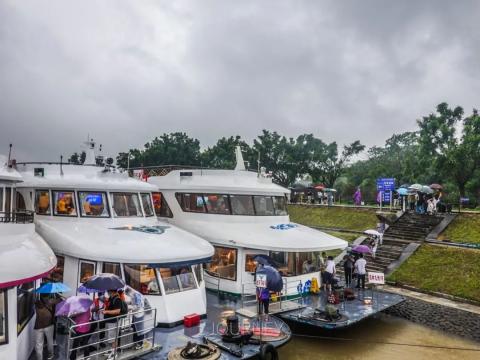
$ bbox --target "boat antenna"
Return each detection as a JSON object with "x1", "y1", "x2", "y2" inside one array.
[
  {"x1": 7, "y1": 143, "x2": 12, "y2": 168},
  {"x1": 234, "y1": 145, "x2": 246, "y2": 171},
  {"x1": 60, "y1": 155, "x2": 64, "y2": 176}
]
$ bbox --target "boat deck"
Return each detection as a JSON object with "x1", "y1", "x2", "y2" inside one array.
[
  {"x1": 141, "y1": 291, "x2": 292, "y2": 359},
  {"x1": 279, "y1": 289, "x2": 405, "y2": 332}
]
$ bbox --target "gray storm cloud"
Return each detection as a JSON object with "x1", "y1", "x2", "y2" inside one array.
[{"x1": 1, "y1": 0, "x2": 479, "y2": 161}]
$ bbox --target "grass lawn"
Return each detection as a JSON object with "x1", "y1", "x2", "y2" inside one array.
[
  {"x1": 439, "y1": 214, "x2": 480, "y2": 244},
  {"x1": 324, "y1": 230, "x2": 360, "y2": 244},
  {"x1": 288, "y1": 205, "x2": 378, "y2": 231},
  {"x1": 388, "y1": 244, "x2": 480, "y2": 302}
]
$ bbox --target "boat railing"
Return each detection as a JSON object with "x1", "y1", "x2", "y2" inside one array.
[
  {"x1": 204, "y1": 273, "x2": 221, "y2": 294},
  {"x1": 0, "y1": 210, "x2": 34, "y2": 224},
  {"x1": 62, "y1": 308, "x2": 159, "y2": 360},
  {"x1": 241, "y1": 277, "x2": 303, "y2": 311}
]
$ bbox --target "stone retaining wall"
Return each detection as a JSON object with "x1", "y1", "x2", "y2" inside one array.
[{"x1": 384, "y1": 297, "x2": 480, "y2": 342}]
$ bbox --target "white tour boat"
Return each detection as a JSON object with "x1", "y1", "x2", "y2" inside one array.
[
  {"x1": 146, "y1": 148, "x2": 348, "y2": 297},
  {"x1": 0, "y1": 155, "x2": 57, "y2": 360},
  {"x1": 14, "y1": 142, "x2": 214, "y2": 326}
]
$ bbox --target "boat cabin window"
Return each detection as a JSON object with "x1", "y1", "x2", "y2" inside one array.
[
  {"x1": 159, "y1": 267, "x2": 197, "y2": 294},
  {"x1": 53, "y1": 191, "x2": 77, "y2": 217},
  {"x1": 35, "y1": 190, "x2": 51, "y2": 215},
  {"x1": 103, "y1": 262, "x2": 122, "y2": 278},
  {"x1": 79, "y1": 261, "x2": 96, "y2": 283},
  {"x1": 230, "y1": 195, "x2": 255, "y2": 215},
  {"x1": 152, "y1": 192, "x2": 173, "y2": 218},
  {"x1": 269, "y1": 251, "x2": 318, "y2": 276},
  {"x1": 0, "y1": 290, "x2": 7, "y2": 345},
  {"x1": 78, "y1": 192, "x2": 110, "y2": 217},
  {"x1": 204, "y1": 194, "x2": 231, "y2": 215},
  {"x1": 43, "y1": 255, "x2": 65, "y2": 283},
  {"x1": 123, "y1": 264, "x2": 161, "y2": 295},
  {"x1": 176, "y1": 193, "x2": 206, "y2": 213},
  {"x1": 0, "y1": 188, "x2": 3, "y2": 212},
  {"x1": 111, "y1": 193, "x2": 143, "y2": 217},
  {"x1": 273, "y1": 196, "x2": 288, "y2": 215},
  {"x1": 17, "y1": 281, "x2": 35, "y2": 334},
  {"x1": 245, "y1": 254, "x2": 257, "y2": 273},
  {"x1": 140, "y1": 193, "x2": 154, "y2": 217},
  {"x1": 253, "y1": 196, "x2": 275, "y2": 216},
  {"x1": 206, "y1": 246, "x2": 237, "y2": 281}
]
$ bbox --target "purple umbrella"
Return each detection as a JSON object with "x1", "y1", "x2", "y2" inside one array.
[
  {"x1": 55, "y1": 295, "x2": 93, "y2": 317},
  {"x1": 352, "y1": 245, "x2": 372, "y2": 254}
]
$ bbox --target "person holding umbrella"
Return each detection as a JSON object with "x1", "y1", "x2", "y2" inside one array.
[{"x1": 34, "y1": 292, "x2": 61, "y2": 360}]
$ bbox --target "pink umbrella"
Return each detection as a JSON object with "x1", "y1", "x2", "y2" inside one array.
[{"x1": 352, "y1": 245, "x2": 372, "y2": 254}]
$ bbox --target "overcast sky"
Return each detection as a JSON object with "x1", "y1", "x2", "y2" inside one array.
[{"x1": 1, "y1": 0, "x2": 479, "y2": 161}]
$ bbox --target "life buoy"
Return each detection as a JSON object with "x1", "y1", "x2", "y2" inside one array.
[{"x1": 259, "y1": 343, "x2": 279, "y2": 360}]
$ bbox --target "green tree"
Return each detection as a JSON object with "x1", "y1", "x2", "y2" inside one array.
[
  {"x1": 68, "y1": 151, "x2": 86, "y2": 165},
  {"x1": 201, "y1": 136, "x2": 255, "y2": 169}
]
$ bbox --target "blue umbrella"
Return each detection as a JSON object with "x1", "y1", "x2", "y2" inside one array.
[
  {"x1": 82, "y1": 273, "x2": 125, "y2": 291},
  {"x1": 35, "y1": 282, "x2": 71, "y2": 294},
  {"x1": 77, "y1": 285, "x2": 98, "y2": 294},
  {"x1": 396, "y1": 188, "x2": 409, "y2": 196},
  {"x1": 256, "y1": 265, "x2": 283, "y2": 292}
]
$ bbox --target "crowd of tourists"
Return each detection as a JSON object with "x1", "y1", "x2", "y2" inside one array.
[{"x1": 33, "y1": 280, "x2": 151, "y2": 360}]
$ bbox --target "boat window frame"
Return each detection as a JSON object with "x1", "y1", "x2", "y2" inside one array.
[
  {"x1": 77, "y1": 191, "x2": 111, "y2": 218},
  {"x1": 110, "y1": 192, "x2": 144, "y2": 218},
  {"x1": 52, "y1": 190, "x2": 78, "y2": 217},
  {"x1": 175, "y1": 193, "x2": 207, "y2": 213},
  {"x1": 17, "y1": 281, "x2": 35, "y2": 335},
  {"x1": 273, "y1": 195, "x2": 289, "y2": 216},
  {"x1": 0, "y1": 290, "x2": 8, "y2": 346},
  {"x1": 140, "y1": 193, "x2": 155, "y2": 217},
  {"x1": 152, "y1": 192, "x2": 173, "y2": 218},
  {"x1": 203, "y1": 193, "x2": 232, "y2": 215},
  {"x1": 123, "y1": 264, "x2": 163, "y2": 296},
  {"x1": 252, "y1": 195, "x2": 275, "y2": 216},
  {"x1": 205, "y1": 246, "x2": 238, "y2": 282},
  {"x1": 78, "y1": 259, "x2": 97, "y2": 286},
  {"x1": 34, "y1": 189, "x2": 52, "y2": 215}
]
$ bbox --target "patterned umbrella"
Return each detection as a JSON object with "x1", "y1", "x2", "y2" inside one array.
[{"x1": 409, "y1": 183, "x2": 422, "y2": 191}]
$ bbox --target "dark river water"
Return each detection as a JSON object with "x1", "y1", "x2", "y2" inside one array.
[{"x1": 278, "y1": 314, "x2": 480, "y2": 360}]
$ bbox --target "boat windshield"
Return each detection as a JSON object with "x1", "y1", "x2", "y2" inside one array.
[
  {"x1": 111, "y1": 193, "x2": 143, "y2": 217},
  {"x1": 124, "y1": 264, "x2": 161, "y2": 295},
  {"x1": 140, "y1": 193, "x2": 154, "y2": 217}
]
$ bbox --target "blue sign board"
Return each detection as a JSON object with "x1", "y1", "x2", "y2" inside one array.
[
  {"x1": 377, "y1": 178, "x2": 396, "y2": 191},
  {"x1": 382, "y1": 191, "x2": 391, "y2": 204}
]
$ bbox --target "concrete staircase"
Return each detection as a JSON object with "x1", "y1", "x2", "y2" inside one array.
[{"x1": 336, "y1": 212, "x2": 445, "y2": 278}]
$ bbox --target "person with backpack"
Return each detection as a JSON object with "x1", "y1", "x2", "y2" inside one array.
[
  {"x1": 34, "y1": 293, "x2": 60, "y2": 360},
  {"x1": 102, "y1": 289, "x2": 128, "y2": 358}
]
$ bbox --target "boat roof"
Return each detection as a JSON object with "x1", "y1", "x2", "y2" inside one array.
[
  {"x1": 0, "y1": 224, "x2": 56, "y2": 288},
  {"x1": 0, "y1": 155, "x2": 23, "y2": 182},
  {"x1": 16, "y1": 163, "x2": 156, "y2": 192},
  {"x1": 35, "y1": 217, "x2": 214, "y2": 265},
  {"x1": 174, "y1": 217, "x2": 348, "y2": 252},
  {"x1": 148, "y1": 169, "x2": 289, "y2": 195}
]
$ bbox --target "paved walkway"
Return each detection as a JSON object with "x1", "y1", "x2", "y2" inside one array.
[{"x1": 383, "y1": 285, "x2": 480, "y2": 315}]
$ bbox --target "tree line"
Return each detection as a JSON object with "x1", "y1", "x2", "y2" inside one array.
[{"x1": 68, "y1": 103, "x2": 480, "y2": 206}]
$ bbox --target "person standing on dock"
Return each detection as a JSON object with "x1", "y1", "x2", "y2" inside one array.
[
  {"x1": 343, "y1": 255, "x2": 354, "y2": 287},
  {"x1": 324, "y1": 256, "x2": 336, "y2": 292},
  {"x1": 355, "y1": 254, "x2": 367, "y2": 289}
]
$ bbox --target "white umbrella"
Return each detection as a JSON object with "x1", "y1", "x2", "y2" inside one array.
[{"x1": 364, "y1": 229, "x2": 381, "y2": 237}]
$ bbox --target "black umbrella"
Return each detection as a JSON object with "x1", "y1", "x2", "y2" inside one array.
[
  {"x1": 83, "y1": 273, "x2": 125, "y2": 291},
  {"x1": 256, "y1": 265, "x2": 283, "y2": 292},
  {"x1": 253, "y1": 254, "x2": 279, "y2": 268}
]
